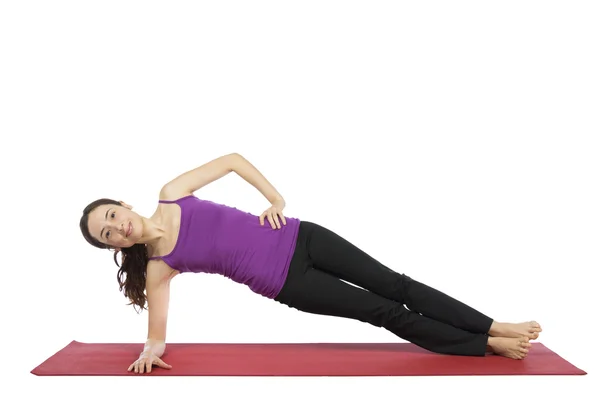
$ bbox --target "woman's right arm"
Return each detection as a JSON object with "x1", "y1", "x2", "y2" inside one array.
[
  {"x1": 128, "y1": 260, "x2": 174, "y2": 373},
  {"x1": 144, "y1": 260, "x2": 173, "y2": 355}
]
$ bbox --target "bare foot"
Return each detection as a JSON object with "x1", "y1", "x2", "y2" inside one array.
[
  {"x1": 487, "y1": 336, "x2": 531, "y2": 360},
  {"x1": 488, "y1": 320, "x2": 542, "y2": 340}
]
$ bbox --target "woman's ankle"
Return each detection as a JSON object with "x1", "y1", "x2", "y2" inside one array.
[{"x1": 488, "y1": 320, "x2": 503, "y2": 336}]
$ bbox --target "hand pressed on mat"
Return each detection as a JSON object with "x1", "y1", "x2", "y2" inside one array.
[{"x1": 127, "y1": 351, "x2": 172, "y2": 374}]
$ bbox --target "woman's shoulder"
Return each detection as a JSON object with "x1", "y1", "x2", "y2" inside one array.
[
  {"x1": 147, "y1": 188, "x2": 193, "y2": 222},
  {"x1": 158, "y1": 185, "x2": 194, "y2": 203},
  {"x1": 146, "y1": 257, "x2": 179, "y2": 283}
]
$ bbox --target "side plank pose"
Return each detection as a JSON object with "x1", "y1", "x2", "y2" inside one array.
[{"x1": 80, "y1": 153, "x2": 542, "y2": 374}]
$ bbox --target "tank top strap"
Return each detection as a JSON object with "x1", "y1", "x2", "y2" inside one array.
[
  {"x1": 149, "y1": 195, "x2": 193, "y2": 261},
  {"x1": 158, "y1": 194, "x2": 194, "y2": 204}
]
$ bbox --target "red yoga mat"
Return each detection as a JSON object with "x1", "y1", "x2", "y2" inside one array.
[{"x1": 31, "y1": 340, "x2": 586, "y2": 376}]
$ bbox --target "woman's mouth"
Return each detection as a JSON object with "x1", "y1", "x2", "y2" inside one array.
[{"x1": 127, "y1": 222, "x2": 132, "y2": 237}]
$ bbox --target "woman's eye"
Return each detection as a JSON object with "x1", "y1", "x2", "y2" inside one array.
[
  {"x1": 106, "y1": 231, "x2": 111, "y2": 238},
  {"x1": 111, "y1": 212, "x2": 115, "y2": 218}
]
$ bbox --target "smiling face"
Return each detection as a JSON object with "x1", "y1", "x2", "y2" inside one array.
[{"x1": 87, "y1": 202, "x2": 143, "y2": 249}]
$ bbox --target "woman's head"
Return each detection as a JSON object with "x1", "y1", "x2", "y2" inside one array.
[
  {"x1": 80, "y1": 198, "x2": 149, "y2": 313},
  {"x1": 81, "y1": 198, "x2": 144, "y2": 251}
]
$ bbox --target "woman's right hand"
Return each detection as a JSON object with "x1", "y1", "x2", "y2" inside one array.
[{"x1": 127, "y1": 351, "x2": 172, "y2": 374}]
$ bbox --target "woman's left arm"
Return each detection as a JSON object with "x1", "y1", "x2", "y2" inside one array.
[
  {"x1": 231, "y1": 153, "x2": 286, "y2": 207},
  {"x1": 162, "y1": 152, "x2": 285, "y2": 207}
]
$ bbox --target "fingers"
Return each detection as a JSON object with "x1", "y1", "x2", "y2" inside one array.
[
  {"x1": 259, "y1": 209, "x2": 287, "y2": 229},
  {"x1": 128, "y1": 357, "x2": 146, "y2": 373},
  {"x1": 128, "y1": 361, "x2": 141, "y2": 374},
  {"x1": 128, "y1": 357, "x2": 173, "y2": 374},
  {"x1": 128, "y1": 360, "x2": 151, "y2": 374},
  {"x1": 268, "y1": 213, "x2": 278, "y2": 229},
  {"x1": 135, "y1": 361, "x2": 149, "y2": 374},
  {"x1": 158, "y1": 359, "x2": 172, "y2": 369},
  {"x1": 274, "y1": 212, "x2": 287, "y2": 228},
  {"x1": 259, "y1": 211, "x2": 278, "y2": 229}
]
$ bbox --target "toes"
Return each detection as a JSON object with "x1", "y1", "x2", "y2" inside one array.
[
  {"x1": 519, "y1": 338, "x2": 532, "y2": 352},
  {"x1": 518, "y1": 347, "x2": 529, "y2": 358}
]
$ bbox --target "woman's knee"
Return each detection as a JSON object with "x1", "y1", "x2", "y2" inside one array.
[
  {"x1": 390, "y1": 272, "x2": 414, "y2": 302},
  {"x1": 359, "y1": 300, "x2": 409, "y2": 328}
]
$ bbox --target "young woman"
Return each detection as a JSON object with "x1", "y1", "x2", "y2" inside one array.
[{"x1": 80, "y1": 153, "x2": 541, "y2": 374}]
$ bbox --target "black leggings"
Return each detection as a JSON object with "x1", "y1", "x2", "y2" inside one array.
[{"x1": 274, "y1": 221, "x2": 494, "y2": 356}]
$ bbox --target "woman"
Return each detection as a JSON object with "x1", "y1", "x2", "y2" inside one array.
[{"x1": 80, "y1": 152, "x2": 541, "y2": 374}]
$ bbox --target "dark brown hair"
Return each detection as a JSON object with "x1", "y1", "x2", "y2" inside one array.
[{"x1": 79, "y1": 198, "x2": 148, "y2": 313}]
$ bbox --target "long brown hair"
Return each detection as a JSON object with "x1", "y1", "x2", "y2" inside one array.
[{"x1": 79, "y1": 198, "x2": 148, "y2": 313}]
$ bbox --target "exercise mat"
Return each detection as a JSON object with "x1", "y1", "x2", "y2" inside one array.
[{"x1": 31, "y1": 340, "x2": 586, "y2": 376}]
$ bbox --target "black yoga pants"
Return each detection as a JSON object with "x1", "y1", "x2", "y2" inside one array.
[{"x1": 274, "y1": 221, "x2": 494, "y2": 356}]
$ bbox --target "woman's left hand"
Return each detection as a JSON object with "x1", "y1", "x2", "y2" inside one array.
[{"x1": 259, "y1": 199, "x2": 287, "y2": 229}]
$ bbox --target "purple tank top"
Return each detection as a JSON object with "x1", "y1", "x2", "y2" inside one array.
[{"x1": 149, "y1": 195, "x2": 300, "y2": 299}]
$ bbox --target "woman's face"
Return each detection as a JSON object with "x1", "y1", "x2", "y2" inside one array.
[{"x1": 87, "y1": 202, "x2": 142, "y2": 248}]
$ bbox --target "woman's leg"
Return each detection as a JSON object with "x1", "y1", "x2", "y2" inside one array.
[
  {"x1": 276, "y1": 220, "x2": 492, "y2": 356},
  {"x1": 275, "y1": 263, "x2": 490, "y2": 356},
  {"x1": 298, "y1": 221, "x2": 494, "y2": 335}
]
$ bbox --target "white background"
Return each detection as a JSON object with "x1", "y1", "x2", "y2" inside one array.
[{"x1": 2, "y1": 1, "x2": 598, "y2": 411}]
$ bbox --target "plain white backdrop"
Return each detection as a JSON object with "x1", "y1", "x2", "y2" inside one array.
[{"x1": 1, "y1": 1, "x2": 598, "y2": 411}]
